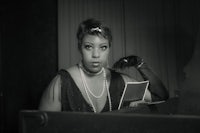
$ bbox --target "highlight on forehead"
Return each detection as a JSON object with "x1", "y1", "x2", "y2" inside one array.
[{"x1": 82, "y1": 34, "x2": 109, "y2": 45}]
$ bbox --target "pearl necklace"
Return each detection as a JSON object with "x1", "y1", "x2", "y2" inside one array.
[
  {"x1": 80, "y1": 66, "x2": 105, "y2": 98},
  {"x1": 78, "y1": 65, "x2": 112, "y2": 113}
]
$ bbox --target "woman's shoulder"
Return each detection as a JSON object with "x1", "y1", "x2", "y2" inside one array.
[
  {"x1": 66, "y1": 65, "x2": 78, "y2": 72},
  {"x1": 58, "y1": 65, "x2": 78, "y2": 78},
  {"x1": 109, "y1": 69, "x2": 137, "y2": 82},
  {"x1": 61, "y1": 65, "x2": 83, "y2": 87},
  {"x1": 66, "y1": 65, "x2": 80, "y2": 78}
]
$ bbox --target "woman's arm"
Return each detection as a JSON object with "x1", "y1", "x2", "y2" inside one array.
[
  {"x1": 113, "y1": 55, "x2": 169, "y2": 102},
  {"x1": 38, "y1": 75, "x2": 62, "y2": 111},
  {"x1": 137, "y1": 63, "x2": 169, "y2": 101}
]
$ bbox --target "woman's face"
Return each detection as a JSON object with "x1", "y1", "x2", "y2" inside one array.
[{"x1": 80, "y1": 34, "x2": 110, "y2": 73}]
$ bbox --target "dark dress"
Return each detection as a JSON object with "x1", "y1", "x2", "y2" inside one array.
[{"x1": 58, "y1": 69, "x2": 125, "y2": 112}]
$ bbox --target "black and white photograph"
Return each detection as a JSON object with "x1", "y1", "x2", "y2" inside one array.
[{"x1": 1, "y1": 0, "x2": 200, "y2": 133}]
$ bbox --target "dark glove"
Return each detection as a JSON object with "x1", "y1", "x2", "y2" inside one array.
[
  {"x1": 112, "y1": 55, "x2": 169, "y2": 102},
  {"x1": 112, "y1": 55, "x2": 144, "y2": 69}
]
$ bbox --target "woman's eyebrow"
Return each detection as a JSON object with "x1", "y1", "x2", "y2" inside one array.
[
  {"x1": 100, "y1": 43, "x2": 108, "y2": 45},
  {"x1": 83, "y1": 42, "x2": 94, "y2": 45},
  {"x1": 83, "y1": 42, "x2": 108, "y2": 46}
]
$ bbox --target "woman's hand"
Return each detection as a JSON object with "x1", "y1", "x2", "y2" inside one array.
[
  {"x1": 112, "y1": 55, "x2": 144, "y2": 69},
  {"x1": 113, "y1": 55, "x2": 169, "y2": 102}
]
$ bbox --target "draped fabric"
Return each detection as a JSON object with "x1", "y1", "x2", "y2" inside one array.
[{"x1": 58, "y1": 0, "x2": 200, "y2": 97}]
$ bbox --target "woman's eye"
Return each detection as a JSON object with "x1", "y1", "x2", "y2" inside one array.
[
  {"x1": 84, "y1": 45, "x2": 92, "y2": 50},
  {"x1": 101, "y1": 46, "x2": 108, "y2": 51}
]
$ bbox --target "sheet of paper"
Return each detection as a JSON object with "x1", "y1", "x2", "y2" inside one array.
[{"x1": 118, "y1": 81, "x2": 149, "y2": 109}]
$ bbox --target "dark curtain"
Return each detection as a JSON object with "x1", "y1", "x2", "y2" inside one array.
[{"x1": 1, "y1": 1, "x2": 58, "y2": 133}]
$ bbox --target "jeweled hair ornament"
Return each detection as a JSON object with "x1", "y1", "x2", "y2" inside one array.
[{"x1": 90, "y1": 27, "x2": 102, "y2": 32}]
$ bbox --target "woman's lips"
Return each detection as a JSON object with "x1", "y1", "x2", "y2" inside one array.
[{"x1": 91, "y1": 62, "x2": 100, "y2": 67}]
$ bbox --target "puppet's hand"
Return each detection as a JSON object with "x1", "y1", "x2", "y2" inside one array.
[{"x1": 112, "y1": 55, "x2": 144, "y2": 69}]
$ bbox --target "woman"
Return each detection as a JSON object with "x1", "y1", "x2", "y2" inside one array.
[{"x1": 39, "y1": 18, "x2": 169, "y2": 113}]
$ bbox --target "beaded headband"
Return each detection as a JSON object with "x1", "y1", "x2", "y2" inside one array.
[{"x1": 90, "y1": 27, "x2": 102, "y2": 33}]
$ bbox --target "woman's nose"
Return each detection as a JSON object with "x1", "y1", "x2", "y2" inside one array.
[{"x1": 92, "y1": 48, "x2": 100, "y2": 58}]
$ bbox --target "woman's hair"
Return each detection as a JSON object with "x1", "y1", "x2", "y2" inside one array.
[{"x1": 76, "y1": 18, "x2": 112, "y2": 50}]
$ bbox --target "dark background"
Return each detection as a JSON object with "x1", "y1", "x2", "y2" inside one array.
[{"x1": 0, "y1": 1, "x2": 57, "y2": 133}]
